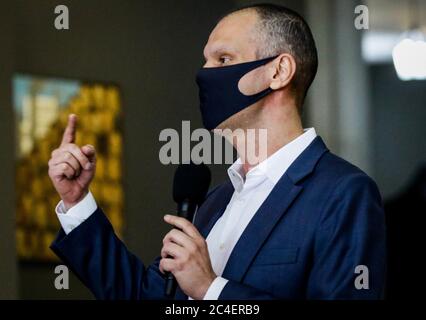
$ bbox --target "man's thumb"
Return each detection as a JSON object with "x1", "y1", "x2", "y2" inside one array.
[{"x1": 81, "y1": 145, "x2": 96, "y2": 160}]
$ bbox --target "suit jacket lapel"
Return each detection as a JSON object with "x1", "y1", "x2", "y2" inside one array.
[{"x1": 222, "y1": 136, "x2": 329, "y2": 282}]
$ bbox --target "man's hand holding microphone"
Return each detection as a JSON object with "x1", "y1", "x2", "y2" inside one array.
[{"x1": 48, "y1": 114, "x2": 217, "y2": 300}]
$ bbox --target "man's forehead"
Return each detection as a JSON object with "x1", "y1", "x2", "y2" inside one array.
[
  {"x1": 204, "y1": 10, "x2": 259, "y2": 55},
  {"x1": 213, "y1": 10, "x2": 258, "y2": 37}
]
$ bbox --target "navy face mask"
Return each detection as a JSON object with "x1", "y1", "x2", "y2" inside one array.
[{"x1": 196, "y1": 56, "x2": 277, "y2": 130}]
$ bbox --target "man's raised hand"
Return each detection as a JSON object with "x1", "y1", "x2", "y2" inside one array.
[{"x1": 48, "y1": 114, "x2": 96, "y2": 210}]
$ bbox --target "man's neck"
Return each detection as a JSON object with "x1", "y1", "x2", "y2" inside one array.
[
  {"x1": 235, "y1": 108, "x2": 304, "y2": 175},
  {"x1": 241, "y1": 125, "x2": 303, "y2": 174}
]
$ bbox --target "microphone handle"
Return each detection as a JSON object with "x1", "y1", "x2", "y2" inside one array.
[{"x1": 164, "y1": 200, "x2": 197, "y2": 298}]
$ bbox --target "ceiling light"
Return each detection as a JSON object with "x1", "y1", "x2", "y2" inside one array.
[{"x1": 392, "y1": 30, "x2": 426, "y2": 81}]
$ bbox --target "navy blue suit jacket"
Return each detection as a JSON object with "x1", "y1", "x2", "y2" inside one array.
[{"x1": 51, "y1": 137, "x2": 386, "y2": 299}]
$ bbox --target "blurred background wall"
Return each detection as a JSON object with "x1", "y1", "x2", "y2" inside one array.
[
  {"x1": 371, "y1": 64, "x2": 426, "y2": 197},
  {"x1": 0, "y1": 0, "x2": 18, "y2": 300},
  {"x1": 0, "y1": 0, "x2": 424, "y2": 299}
]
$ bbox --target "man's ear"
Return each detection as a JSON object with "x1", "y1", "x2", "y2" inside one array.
[{"x1": 270, "y1": 54, "x2": 296, "y2": 90}]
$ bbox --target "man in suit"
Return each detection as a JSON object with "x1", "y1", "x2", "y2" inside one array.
[{"x1": 48, "y1": 4, "x2": 386, "y2": 299}]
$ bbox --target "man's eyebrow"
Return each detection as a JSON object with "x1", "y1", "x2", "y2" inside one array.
[
  {"x1": 204, "y1": 44, "x2": 237, "y2": 60},
  {"x1": 212, "y1": 45, "x2": 236, "y2": 56}
]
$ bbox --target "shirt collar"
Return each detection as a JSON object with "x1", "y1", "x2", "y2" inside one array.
[
  {"x1": 227, "y1": 158, "x2": 245, "y2": 192},
  {"x1": 227, "y1": 128, "x2": 317, "y2": 192}
]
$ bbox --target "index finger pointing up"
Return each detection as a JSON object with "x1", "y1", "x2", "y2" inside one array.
[{"x1": 61, "y1": 114, "x2": 77, "y2": 146}]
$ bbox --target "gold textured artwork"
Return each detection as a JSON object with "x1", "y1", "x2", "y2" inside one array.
[{"x1": 14, "y1": 75, "x2": 124, "y2": 261}]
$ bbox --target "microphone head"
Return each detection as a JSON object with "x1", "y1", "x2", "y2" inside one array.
[{"x1": 173, "y1": 162, "x2": 211, "y2": 205}]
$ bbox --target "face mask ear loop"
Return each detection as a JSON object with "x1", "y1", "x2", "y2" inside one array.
[{"x1": 236, "y1": 55, "x2": 279, "y2": 97}]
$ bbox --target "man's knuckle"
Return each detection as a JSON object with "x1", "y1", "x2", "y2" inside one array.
[{"x1": 170, "y1": 229, "x2": 179, "y2": 238}]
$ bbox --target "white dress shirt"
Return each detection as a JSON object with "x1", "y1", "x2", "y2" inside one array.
[{"x1": 56, "y1": 128, "x2": 317, "y2": 300}]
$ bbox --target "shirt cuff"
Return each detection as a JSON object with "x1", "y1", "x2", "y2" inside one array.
[
  {"x1": 55, "y1": 191, "x2": 97, "y2": 234},
  {"x1": 203, "y1": 277, "x2": 229, "y2": 300}
]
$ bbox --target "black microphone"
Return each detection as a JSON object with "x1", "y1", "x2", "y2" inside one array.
[{"x1": 164, "y1": 162, "x2": 211, "y2": 298}]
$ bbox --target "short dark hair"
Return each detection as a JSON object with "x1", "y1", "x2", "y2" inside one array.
[{"x1": 224, "y1": 3, "x2": 318, "y2": 106}]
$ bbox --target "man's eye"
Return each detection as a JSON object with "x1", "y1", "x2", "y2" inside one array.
[{"x1": 219, "y1": 56, "x2": 231, "y2": 64}]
